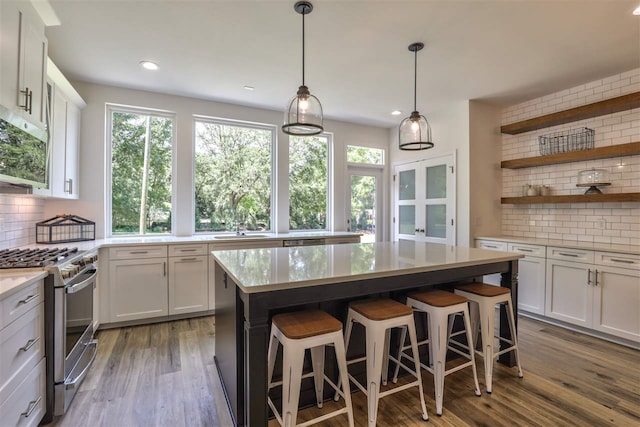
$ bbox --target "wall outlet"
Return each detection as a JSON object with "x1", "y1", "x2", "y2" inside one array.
[{"x1": 596, "y1": 218, "x2": 606, "y2": 230}]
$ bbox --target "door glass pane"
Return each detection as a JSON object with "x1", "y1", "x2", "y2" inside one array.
[
  {"x1": 426, "y1": 204, "x2": 446, "y2": 238},
  {"x1": 350, "y1": 175, "x2": 376, "y2": 243},
  {"x1": 426, "y1": 165, "x2": 446, "y2": 199},
  {"x1": 399, "y1": 169, "x2": 415, "y2": 200},
  {"x1": 399, "y1": 206, "x2": 415, "y2": 235}
]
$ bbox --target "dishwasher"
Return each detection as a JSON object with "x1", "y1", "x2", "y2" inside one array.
[{"x1": 283, "y1": 238, "x2": 325, "y2": 247}]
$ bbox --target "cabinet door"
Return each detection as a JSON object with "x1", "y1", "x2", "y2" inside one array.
[
  {"x1": 50, "y1": 85, "x2": 67, "y2": 197},
  {"x1": 518, "y1": 256, "x2": 546, "y2": 315},
  {"x1": 168, "y1": 255, "x2": 208, "y2": 315},
  {"x1": 64, "y1": 101, "x2": 80, "y2": 198},
  {"x1": 592, "y1": 266, "x2": 640, "y2": 342},
  {"x1": 109, "y1": 258, "x2": 168, "y2": 322},
  {"x1": 18, "y1": 9, "x2": 47, "y2": 127},
  {"x1": 545, "y1": 259, "x2": 592, "y2": 327},
  {"x1": 0, "y1": 2, "x2": 21, "y2": 112},
  {"x1": 476, "y1": 240, "x2": 508, "y2": 286}
]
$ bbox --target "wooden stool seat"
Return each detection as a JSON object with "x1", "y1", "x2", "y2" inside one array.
[
  {"x1": 272, "y1": 310, "x2": 342, "y2": 339},
  {"x1": 349, "y1": 298, "x2": 413, "y2": 321},
  {"x1": 456, "y1": 283, "x2": 511, "y2": 297},
  {"x1": 408, "y1": 290, "x2": 467, "y2": 307}
]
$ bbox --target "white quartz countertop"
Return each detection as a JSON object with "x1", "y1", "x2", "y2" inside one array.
[
  {"x1": 475, "y1": 236, "x2": 640, "y2": 255},
  {"x1": 0, "y1": 270, "x2": 48, "y2": 300},
  {"x1": 211, "y1": 241, "x2": 523, "y2": 293},
  {"x1": 24, "y1": 231, "x2": 360, "y2": 251}
]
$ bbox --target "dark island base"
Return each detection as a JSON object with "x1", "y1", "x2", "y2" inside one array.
[{"x1": 215, "y1": 260, "x2": 519, "y2": 427}]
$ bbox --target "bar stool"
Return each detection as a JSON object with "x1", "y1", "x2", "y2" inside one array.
[
  {"x1": 454, "y1": 283, "x2": 523, "y2": 393},
  {"x1": 267, "y1": 310, "x2": 354, "y2": 427},
  {"x1": 337, "y1": 298, "x2": 429, "y2": 426},
  {"x1": 393, "y1": 290, "x2": 481, "y2": 416}
]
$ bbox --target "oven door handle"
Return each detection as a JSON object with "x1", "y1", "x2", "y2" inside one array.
[
  {"x1": 65, "y1": 340, "x2": 98, "y2": 390},
  {"x1": 66, "y1": 269, "x2": 97, "y2": 294}
]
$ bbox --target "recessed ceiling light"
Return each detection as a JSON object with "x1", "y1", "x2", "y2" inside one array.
[
  {"x1": 634, "y1": 5, "x2": 640, "y2": 15},
  {"x1": 140, "y1": 61, "x2": 159, "y2": 71},
  {"x1": 243, "y1": 85, "x2": 255, "y2": 91},
  {"x1": 391, "y1": 110, "x2": 402, "y2": 116}
]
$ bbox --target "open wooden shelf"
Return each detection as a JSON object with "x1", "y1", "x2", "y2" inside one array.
[
  {"x1": 501, "y1": 193, "x2": 640, "y2": 204},
  {"x1": 500, "y1": 92, "x2": 640, "y2": 135},
  {"x1": 501, "y1": 142, "x2": 640, "y2": 169}
]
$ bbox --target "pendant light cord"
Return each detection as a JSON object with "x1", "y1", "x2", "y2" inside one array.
[
  {"x1": 413, "y1": 48, "x2": 417, "y2": 111},
  {"x1": 301, "y1": 9, "x2": 306, "y2": 86}
]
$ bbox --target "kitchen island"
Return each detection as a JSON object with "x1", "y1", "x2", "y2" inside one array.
[{"x1": 212, "y1": 241, "x2": 523, "y2": 427}]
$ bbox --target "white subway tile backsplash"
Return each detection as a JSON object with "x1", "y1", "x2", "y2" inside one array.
[
  {"x1": 501, "y1": 68, "x2": 640, "y2": 246},
  {"x1": 0, "y1": 196, "x2": 45, "y2": 250}
]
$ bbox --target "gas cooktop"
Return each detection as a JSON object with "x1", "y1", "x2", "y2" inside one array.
[{"x1": 0, "y1": 247, "x2": 79, "y2": 269}]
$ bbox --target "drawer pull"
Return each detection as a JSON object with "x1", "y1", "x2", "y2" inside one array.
[
  {"x1": 21, "y1": 396, "x2": 41, "y2": 418},
  {"x1": 558, "y1": 252, "x2": 579, "y2": 258},
  {"x1": 179, "y1": 249, "x2": 197, "y2": 252},
  {"x1": 517, "y1": 248, "x2": 534, "y2": 253},
  {"x1": 129, "y1": 251, "x2": 149, "y2": 254},
  {"x1": 483, "y1": 245, "x2": 498, "y2": 249},
  {"x1": 19, "y1": 337, "x2": 40, "y2": 352},
  {"x1": 180, "y1": 258, "x2": 198, "y2": 262},
  {"x1": 609, "y1": 258, "x2": 635, "y2": 264},
  {"x1": 17, "y1": 294, "x2": 38, "y2": 305}
]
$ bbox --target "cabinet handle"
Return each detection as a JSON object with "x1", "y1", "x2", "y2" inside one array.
[
  {"x1": 65, "y1": 178, "x2": 73, "y2": 194},
  {"x1": 17, "y1": 294, "x2": 38, "y2": 305},
  {"x1": 558, "y1": 252, "x2": 579, "y2": 258},
  {"x1": 594, "y1": 269, "x2": 599, "y2": 286},
  {"x1": 19, "y1": 337, "x2": 40, "y2": 352},
  {"x1": 28, "y1": 89, "x2": 33, "y2": 114},
  {"x1": 517, "y1": 248, "x2": 534, "y2": 253},
  {"x1": 483, "y1": 245, "x2": 498, "y2": 249},
  {"x1": 19, "y1": 87, "x2": 29, "y2": 111},
  {"x1": 180, "y1": 258, "x2": 198, "y2": 262},
  {"x1": 163, "y1": 261, "x2": 166, "y2": 276},
  {"x1": 129, "y1": 251, "x2": 148, "y2": 254},
  {"x1": 21, "y1": 396, "x2": 41, "y2": 418},
  {"x1": 587, "y1": 269, "x2": 592, "y2": 286},
  {"x1": 609, "y1": 258, "x2": 634, "y2": 264},
  {"x1": 178, "y1": 249, "x2": 197, "y2": 252}
]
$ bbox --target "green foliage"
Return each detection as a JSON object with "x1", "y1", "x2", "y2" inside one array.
[
  {"x1": 111, "y1": 112, "x2": 172, "y2": 234},
  {"x1": 346, "y1": 145, "x2": 384, "y2": 165},
  {"x1": 289, "y1": 136, "x2": 327, "y2": 229},
  {"x1": 194, "y1": 122, "x2": 271, "y2": 232},
  {"x1": 350, "y1": 175, "x2": 376, "y2": 232},
  {"x1": 0, "y1": 118, "x2": 47, "y2": 185}
]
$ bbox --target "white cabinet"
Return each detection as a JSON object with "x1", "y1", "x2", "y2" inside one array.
[
  {"x1": 0, "y1": 1, "x2": 47, "y2": 128},
  {"x1": 592, "y1": 264, "x2": 640, "y2": 342},
  {"x1": 545, "y1": 258, "x2": 592, "y2": 328},
  {"x1": 508, "y1": 243, "x2": 546, "y2": 315},
  {"x1": 47, "y1": 60, "x2": 85, "y2": 199},
  {"x1": 108, "y1": 258, "x2": 168, "y2": 322},
  {"x1": 0, "y1": 278, "x2": 45, "y2": 427},
  {"x1": 475, "y1": 239, "x2": 507, "y2": 286},
  {"x1": 168, "y1": 244, "x2": 208, "y2": 315}
]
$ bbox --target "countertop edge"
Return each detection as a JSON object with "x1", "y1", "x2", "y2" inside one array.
[
  {"x1": 0, "y1": 270, "x2": 48, "y2": 301},
  {"x1": 475, "y1": 236, "x2": 640, "y2": 255}
]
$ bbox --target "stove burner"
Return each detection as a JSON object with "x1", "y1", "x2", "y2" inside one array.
[{"x1": 0, "y1": 247, "x2": 79, "y2": 269}]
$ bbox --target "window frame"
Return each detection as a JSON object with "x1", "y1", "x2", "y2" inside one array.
[
  {"x1": 105, "y1": 103, "x2": 177, "y2": 237},
  {"x1": 191, "y1": 115, "x2": 277, "y2": 234},
  {"x1": 288, "y1": 132, "x2": 333, "y2": 231},
  {"x1": 345, "y1": 144, "x2": 385, "y2": 167}
]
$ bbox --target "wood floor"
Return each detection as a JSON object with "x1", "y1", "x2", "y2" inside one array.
[{"x1": 48, "y1": 316, "x2": 639, "y2": 427}]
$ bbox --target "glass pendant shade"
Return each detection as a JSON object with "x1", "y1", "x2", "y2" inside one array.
[
  {"x1": 399, "y1": 111, "x2": 433, "y2": 150},
  {"x1": 283, "y1": 85, "x2": 323, "y2": 136}
]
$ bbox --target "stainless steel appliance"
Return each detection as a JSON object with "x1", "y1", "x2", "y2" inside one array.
[{"x1": 0, "y1": 247, "x2": 99, "y2": 421}]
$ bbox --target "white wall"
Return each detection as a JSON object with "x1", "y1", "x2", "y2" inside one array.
[
  {"x1": 44, "y1": 81, "x2": 390, "y2": 239},
  {"x1": 388, "y1": 101, "x2": 472, "y2": 246},
  {"x1": 501, "y1": 68, "x2": 640, "y2": 244}
]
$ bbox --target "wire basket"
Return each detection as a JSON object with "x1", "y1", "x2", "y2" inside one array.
[
  {"x1": 538, "y1": 127, "x2": 594, "y2": 156},
  {"x1": 36, "y1": 215, "x2": 95, "y2": 244}
]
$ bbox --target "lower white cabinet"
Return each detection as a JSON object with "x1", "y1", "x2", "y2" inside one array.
[
  {"x1": 592, "y1": 265, "x2": 640, "y2": 342},
  {"x1": 0, "y1": 359, "x2": 45, "y2": 427},
  {"x1": 516, "y1": 254, "x2": 546, "y2": 315},
  {"x1": 545, "y1": 259, "x2": 592, "y2": 328},
  {"x1": 168, "y1": 255, "x2": 208, "y2": 315},
  {"x1": 108, "y1": 258, "x2": 168, "y2": 322}
]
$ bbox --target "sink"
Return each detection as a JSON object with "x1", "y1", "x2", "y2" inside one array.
[{"x1": 214, "y1": 234, "x2": 268, "y2": 239}]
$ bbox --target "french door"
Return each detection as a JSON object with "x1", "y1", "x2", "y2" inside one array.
[
  {"x1": 347, "y1": 167, "x2": 382, "y2": 242},
  {"x1": 393, "y1": 153, "x2": 456, "y2": 245}
]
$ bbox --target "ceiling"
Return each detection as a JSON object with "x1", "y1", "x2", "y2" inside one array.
[{"x1": 45, "y1": 0, "x2": 640, "y2": 128}]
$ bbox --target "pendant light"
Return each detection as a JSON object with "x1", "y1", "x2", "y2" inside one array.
[
  {"x1": 399, "y1": 42, "x2": 433, "y2": 150},
  {"x1": 282, "y1": 1, "x2": 324, "y2": 136}
]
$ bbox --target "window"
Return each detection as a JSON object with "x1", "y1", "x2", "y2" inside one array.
[
  {"x1": 289, "y1": 135, "x2": 330, "y2": 230},
  {"x1": 194, "y1": 118, "x2": 273, "y2": 232},
  {"x1": 108, "y1": 106, "x2": 174, "y2": 235},
  {"x1": 347, "y1": 145, "x2": 384, "y2": 165}
]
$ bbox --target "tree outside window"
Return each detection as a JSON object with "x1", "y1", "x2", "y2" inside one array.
[
  {"x1": 289, "y1": 135, "x2": 328, "y2": 230},
  {"x1": 194, "y1": 120, "x2": 272, "y2": 232},
  {"x1": 110, "y1": 109, "x2": 173, "y2": 235}
]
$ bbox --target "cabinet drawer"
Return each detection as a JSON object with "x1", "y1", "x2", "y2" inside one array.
[
  {"x1": 325, "y1": 236, "x2": 361, "y2": 245},
  {"x1": 476, "y1": 240, "x2": 508, "y2": 251},
  {"x1": 508, "y1": 243, "x2": 545, "y2": 258},
  {"x1": 595, "y1": 252, "x2": 640, "y2": 271},
  {"x1": 0, "y1": 358, "x2": 45, "y2": 427},
  {"x1": 109, "y1": 245, "x2": 167, "y2": 260},
  {"x1": 1, "y1": 280, "x2": 43, "y2": 330},
  {"x1": 547, "y1": 246, "x2": 594, "y2": 263},
  {"x1": 0, "y1": 303, "x2": 43, "y2": 404},
  {"x1": 168, "y1": 244, "x2": 208, "y2": 257}
]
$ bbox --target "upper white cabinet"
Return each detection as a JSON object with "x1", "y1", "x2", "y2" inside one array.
[
  {"x1": 47, "y1": 59, "x2": 85, "y2": 199},
  {"x1": 0, "y1": 1, "x2": 48, "y2": 129}
]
